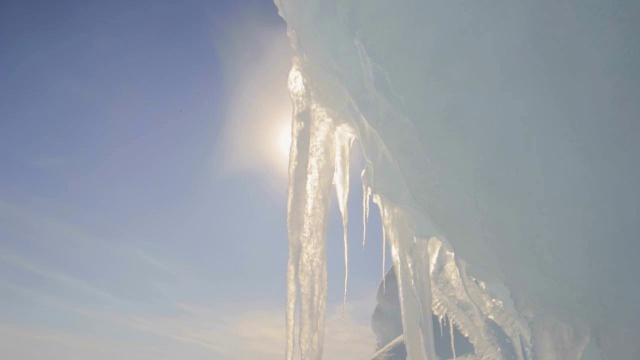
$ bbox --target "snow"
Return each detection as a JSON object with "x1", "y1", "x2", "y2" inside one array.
[{"x1": 277, "y1": 0, "x2": 640, "y2": 359}]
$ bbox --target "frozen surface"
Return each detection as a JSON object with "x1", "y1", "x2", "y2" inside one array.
[{"x1": 277, "y1": 0, "x2": 640, "y2": 359}]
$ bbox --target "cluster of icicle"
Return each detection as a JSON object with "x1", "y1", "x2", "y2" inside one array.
[
  {"x1": 427, "y1": 237, "x2": 533, "y2": 360},
  {"x1": 285, "y1": 65, "x2": 356, "y2": 360},
  {"x1": 285, "y1": 64, "x2": 534, "y2": 360}
]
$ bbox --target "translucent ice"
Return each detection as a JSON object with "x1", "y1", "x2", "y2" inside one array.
[{"x1": 277, "y1": 0, "x2": 640, "y2": 359}]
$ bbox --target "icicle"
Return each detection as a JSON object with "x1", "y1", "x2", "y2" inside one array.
[
  {"x1": 439, "y1": 314, "x2": 444, "y2": 338},
  {"x1": 430, "y1": 237, "x2": 502, "y2": 359},
  {"x1": 297, "y1": 103, "x2": 336, "y2": 360},
  {"x1": 285, "y1": 65, "x2": 337, "y2": 360},
  {"x1": 361, "y1": 168, "x2": 370, "y2": 249},
  {"x1": 371, "y1": 194, "x2": 389, "y2": 294},
  {"x1": 457, "y1": 260, "x2": 531, "y2": 360},
  {"x1": 362, "y1": 181, "x2": 367, "y2": 248},
  {"x1": 285, "y1": 65, "x2": 310, "y2": 360},
  {"x1": 375, "y1": 197, "x2": 437, "y2": 360},
  {"x1": 427, "y1": 235, "x2": 534, "y2": 360},
  {"x1": 333, "y1": 124, "x2": 355, "y2": 318},
  {"x1": 376, "y1": 194, "x2": 386, "y2": 294},
  {"x1": 365, "y1": 186, "x2": 370, "y2": 226},
  {"x1": 286, "y1": 56, "x2": 525, "y2": 360},
  {"x1": 449, "y1": 314, "x2": 457, "y2": 360}
]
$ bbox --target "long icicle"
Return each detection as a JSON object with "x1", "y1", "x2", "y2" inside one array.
[
  {"x1": 450, "y1": 314, "x2": 457, "y2": 360},
  {"x1": 297, "y1": 103, "x2": 336, "y2": 360},
  {"x1": 377, "y1": 199, "x2": 438, "y2": 360},
  {"x1": 334, "y1": 124, "x2": 355, "y2": 318},
  {"x1": 377, "y1": 194, "x2": 387, "y2": 294},
  {"x1": 286, "y1": 65, "x2": 339, "y2": 360},
  {"x1": 285, "y1": 65, "x2": 311, "y2": 360},
  {"x1": 382, "y1": 224, "x2": 386, "y2": 294},
  {"x1": 361, "y1": 168, "x2": 370, "y2": 248}
]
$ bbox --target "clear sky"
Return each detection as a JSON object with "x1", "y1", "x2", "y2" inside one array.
[{"x1": 0, "y1": 1, "x2": 384, "y2": 358}]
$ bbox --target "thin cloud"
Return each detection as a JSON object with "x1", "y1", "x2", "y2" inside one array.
[
  {"x1": 0, "y1": 197, "x2": 201, "y2": 308},
  {"x1": 0, "y1": 198, "x2": 179, "y2": 278},
  {"x1": 0, "y1": 250, "x2": 124, "y2": 305},
  {"x1": 0, "y1": 322, "x2": 221, "y2": 360},
  {"x1": 1, "y1": 265, "x2": 377, "y2": 360},
  {"x1": 211, "y1": 5, "x2": 293, "y2": 191},
  {"x1": 137, "y1": 301, "x2": 376, "y2": 360}
]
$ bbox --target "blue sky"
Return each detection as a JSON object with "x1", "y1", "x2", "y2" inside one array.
[{"x1": 0, "y1": 1, "x2": 384, "y2": 358}]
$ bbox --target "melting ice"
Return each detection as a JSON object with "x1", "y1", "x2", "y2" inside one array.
[{"x1": 277, "y1": 0, "x2": 640, "y2": 359}]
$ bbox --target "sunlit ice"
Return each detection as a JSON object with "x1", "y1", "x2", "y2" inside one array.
[{"x1": 277, "y1": 0, "x2": 640, "y2": 359}]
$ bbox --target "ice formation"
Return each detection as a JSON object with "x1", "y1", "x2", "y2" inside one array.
[{"x1": 277, "y1": 0, "x2": 640, "y2": 359}]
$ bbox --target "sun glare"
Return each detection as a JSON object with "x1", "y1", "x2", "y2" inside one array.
[
  {"x1": 265, "y1": 115, "x2": 292, "y2": 179},
  {"x1": 279, "y1": 120, "x2": 292, "y2": 160}
]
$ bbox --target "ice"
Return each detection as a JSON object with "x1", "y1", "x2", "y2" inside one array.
[
  {"x1": 285, "y1": 65, "x2": 359, "y2": 359},
  {"x1": 428, "y1": 236, "x2": 532, "y2": 360},
  {"x1": 333, "y1": 123, "x2": 355, "y2": 317},
  {"x1": 376, "y1": 200, "x2": 437, "y2": 360},
  {"x1": 295, "y1": 101, "x2": 335, "y2": 360},
  {"x1": 285, "y1": 66, "x2": 308, "y2": 360},
  {"x1": 372, "y1": 194, "x2": 386, "y2": 294},
  {"x1": 449, "y1": 315, "x2": 456, "y2": 360},
  {"x1": 278, "y1": 0, "x2": 640, "y2": 358},
  {"x1": 362, "y1": 168, "x2": 371, "y2": 248},
  {"x1": 371, "y1": 335, "x2": 407, "y2": 360}
]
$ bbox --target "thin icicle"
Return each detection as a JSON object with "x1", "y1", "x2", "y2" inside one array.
[
  {"x1": 361, "y1": 168, "x2": 370, "y2": 248},
  {"x1": 372, "y1": 194, "x2": 387, "y2": 293},
  {"x1": 334, "y1": 124, "x2": 355, "y2": 318},
  {"x1": 450, "y1": 314, "x2": 457, "y2": 360},
  {"x1": 362, "y1": 180, "x2": 366, "y2": 248},
  {"x1": 341, "y1": 209, "x2": 349, "y2": 319},
  {"x1": 382, "y1": 226, "x2": 386, "y2": 293},
  {"x1": 362, "y1": 181, "x2": 368, "y2": 247},
  {"x1": 439, "y1": 315, "x2": 444, "y2": 338},
  {"x1": 365, "y1": 187, "x2": 370, "y2": 224}
]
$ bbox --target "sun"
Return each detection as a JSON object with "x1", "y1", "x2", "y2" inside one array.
[
  {"x1": 264, "y1": 114, "x2": 292, "y2": 179},
  {"x1": 278, "y1": 119, "x2": 292, "y2": 161}
]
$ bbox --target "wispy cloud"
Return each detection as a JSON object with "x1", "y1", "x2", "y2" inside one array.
[
  {"x1": 122, "y1": 300, "x2": 376, "y2": 360},
  {"x1": 0, "y1": 250, "x2": 124, "y2": 305},
  {"x1": 0, "y1": 296, "x2": 376, "y2": 360},
  {"x1": 0, "y1": 196, "x2": 204, "y2": 314},
  {"x1": 0, "y1": 198, "x2": 173, "y2": 274},
  {"x1": 0, "y1": 186, "x2": 377, "y2": 360},
  {"x1": 0, "y1": 322, "x2": 222, "y2": 360}
]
